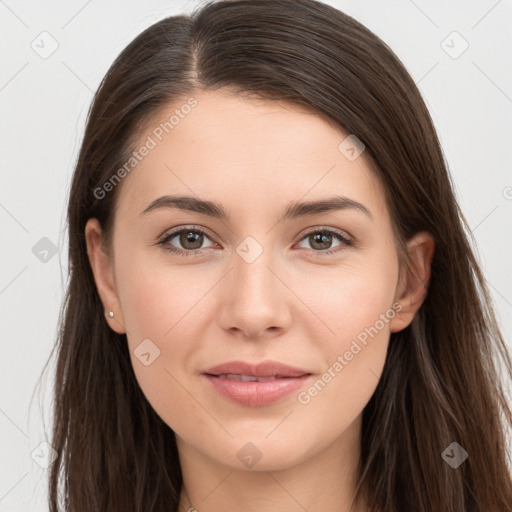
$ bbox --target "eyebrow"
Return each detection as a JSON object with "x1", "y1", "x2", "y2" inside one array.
[{"x1": 138, "y1": 194, "x2": 373, "y2": 222}]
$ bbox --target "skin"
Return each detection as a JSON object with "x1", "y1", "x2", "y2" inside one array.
[{"x1": 85, "y1": 88, "x2": 434, "y2": 512}]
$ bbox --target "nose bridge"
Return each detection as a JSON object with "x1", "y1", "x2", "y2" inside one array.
[
  {"x1": 219, "y1": 233, "x2": 290, "y2": 337},
  {"x1": 232, "y1": 235, "x2": 279, "y2": 306}
]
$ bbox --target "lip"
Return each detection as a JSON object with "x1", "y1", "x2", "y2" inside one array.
[
  {"x1": 202, "y1": 360, "x2": 313, "y2": 407},
  {"x1": 203, "y1": 360, "x2": 311, "y2": 378}
]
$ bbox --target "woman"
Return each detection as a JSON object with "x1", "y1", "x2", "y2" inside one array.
[{"x1": 46, "y1": 0, "x2": 512, "y2": 510}]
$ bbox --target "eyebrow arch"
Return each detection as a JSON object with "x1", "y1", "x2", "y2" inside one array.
[{"x1": 138, "y1": 194, "x2": 373, "y2": 222}]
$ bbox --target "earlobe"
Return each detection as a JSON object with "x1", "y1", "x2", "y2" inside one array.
[
  {"x1": 390, "y1": 231, "x2": 435, "y2": 333},
  {"x1": 84, "y1": 218, "x2": 126, "y2": 334}
]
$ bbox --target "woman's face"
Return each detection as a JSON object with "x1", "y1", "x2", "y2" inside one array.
[{"x1": 86, "y1": 88, "x2": 431, "y2": 472}]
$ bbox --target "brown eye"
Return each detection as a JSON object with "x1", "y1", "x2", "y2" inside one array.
[
  {"x1": 158, "y1": 227, "x2": 216, "y2": 256},
  {"x1": 308, "y1": 232, "x2": 334, "y2": 250},
  {"x1": 177, "y1": 230, "x2": 204, "y2": 250},
  {"x1": 157, "y1": 226, "x2": 353, "y2": 258},
  {"x1": 296, "y1": 228, "x2": 353, "y2": 256}
]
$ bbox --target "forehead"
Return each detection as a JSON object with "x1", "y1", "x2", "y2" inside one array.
[{"x1": 116, "y1": 88, "x2": 388, "y2": 225}]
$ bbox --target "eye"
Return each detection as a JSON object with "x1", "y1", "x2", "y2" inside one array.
[
  {"x1": 295, "y1": 228, "x2": 353, "y2": 256},
  {"x1": 156, "y1": 225, "x2": 354, "y2": 258},
  {"x1": 157, "y1": 226, "x2": 217, "y2": 257}
]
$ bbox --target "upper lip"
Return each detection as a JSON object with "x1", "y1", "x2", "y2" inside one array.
[{"x1": 203, "y1": 360, "x2": 311, "y2": 378}]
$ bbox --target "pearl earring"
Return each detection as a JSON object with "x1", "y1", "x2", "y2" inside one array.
[{"x1": 107, "y1": 311, "x2": 114, "y2": 318}]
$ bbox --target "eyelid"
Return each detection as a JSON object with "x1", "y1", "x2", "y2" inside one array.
[{"x1": 298, "y1": 225, "x2": 353, "y2": 243}]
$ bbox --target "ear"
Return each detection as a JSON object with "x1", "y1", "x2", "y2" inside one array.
[
  {"x1": 390, "y1": 231, "x2": 435, "y2": 333},
  {"x1": 84, "y1": 218, "x2": 126, "y2": 334}
]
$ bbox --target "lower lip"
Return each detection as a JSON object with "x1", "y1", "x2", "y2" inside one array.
[{"x1": 202, "y1": 374, "x2": 313, "y2": 407}]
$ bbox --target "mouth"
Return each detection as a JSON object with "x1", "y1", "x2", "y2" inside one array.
[
  {"x1": 201, "y1": 360, "x2": 314, "y2": 407},
  {"x1": 203, "y1": 360, "x2": 311, "y2": 378},
  {"x1": 205, "y1": 373, "x2": 311, "y2": 382}
]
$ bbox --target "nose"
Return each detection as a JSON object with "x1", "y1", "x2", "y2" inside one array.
[{"x1": 217, "y1": 245, "x2": 292, "y2": 340}]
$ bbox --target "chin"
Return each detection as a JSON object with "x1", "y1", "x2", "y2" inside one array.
[{"x1": 201, "y1": 436, "x2": 312, "y2": 472}]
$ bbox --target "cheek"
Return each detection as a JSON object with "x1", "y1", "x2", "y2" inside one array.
[
  {"x1": 302, "y1": 252, "x2": 398, "y2": 343},
  {"x1": 296, "y1": 253, "x2": 397, "y2": 415},
  {"x1": 115, "y1": 249, "x2": 202, "y2": 340},
  {"x1": 116, "y1": 262, "x2": 203, "y2": 430},
  {"x1": 114, "y1": 254, "x2": 216, "y2": 414}
]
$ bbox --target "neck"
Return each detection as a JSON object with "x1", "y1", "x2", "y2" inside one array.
[{"x1": 176, "y1": 415, "x2": 367, "y2": 512}]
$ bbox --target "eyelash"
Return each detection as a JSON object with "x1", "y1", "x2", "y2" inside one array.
[{"x1": 156, "y1": 225, "x2": 354, "y2": 258}]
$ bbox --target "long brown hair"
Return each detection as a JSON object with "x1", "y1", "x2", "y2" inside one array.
[{"x1": 42, "y1": 0, "x2": 512, "y2": 510}]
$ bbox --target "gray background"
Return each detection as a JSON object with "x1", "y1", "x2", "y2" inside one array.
[{"x1": 1, "y1": 0, "x2": 511, "y2": 510}]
